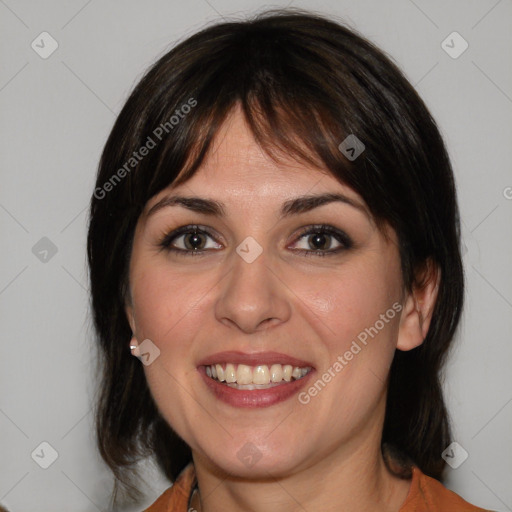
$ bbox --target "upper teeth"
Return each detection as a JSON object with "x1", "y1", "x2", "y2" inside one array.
[{"x1": 206, "y1": 363, "x2": 310, "y2": 385}]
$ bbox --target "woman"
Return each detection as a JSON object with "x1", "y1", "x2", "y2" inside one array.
[{"x1": 87, "y1": 9, "x2": 491, "y2": 512}]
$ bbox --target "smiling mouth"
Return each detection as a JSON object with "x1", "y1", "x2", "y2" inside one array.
[{"x1": 204, "y1": 363, "x2": 312, "y2": 390}]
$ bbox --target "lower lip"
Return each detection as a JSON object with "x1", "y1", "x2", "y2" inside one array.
[{"x1": 198, "y1": 366, "x2": 315, "y2": 408}]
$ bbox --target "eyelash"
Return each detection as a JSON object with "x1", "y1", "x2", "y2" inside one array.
[{"x1": 157, "y1": 224, "x2": 353, "y2": 258}]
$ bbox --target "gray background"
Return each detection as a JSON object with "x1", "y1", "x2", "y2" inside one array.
[{"x1": 1, "y1": 0, "x2": 511, "y2": 511}]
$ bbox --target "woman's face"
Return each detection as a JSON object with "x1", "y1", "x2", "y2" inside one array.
[{"x1": 126, "y1": 105, "x2": 409, "y2": 479}]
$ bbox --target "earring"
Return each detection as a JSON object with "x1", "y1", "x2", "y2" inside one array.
[{"x1": 129, "y1": 337, "x2": 140, "y2": 357}]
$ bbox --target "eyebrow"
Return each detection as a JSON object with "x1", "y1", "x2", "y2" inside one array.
[{"x1": 146, "y1": 192, "x2": 367, "y2": 219}]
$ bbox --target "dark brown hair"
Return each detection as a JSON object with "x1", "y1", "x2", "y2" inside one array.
[{"x1": 87, "y1": 8, "x2": 464, "y2": 504}]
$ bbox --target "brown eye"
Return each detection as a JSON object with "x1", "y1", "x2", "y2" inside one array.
[
  {"x1": 290, "y1": 225, "x2": 353, "y2": 257},
  {"x1": 159, "y1": 225, "x2": 221, "y2": 256}
]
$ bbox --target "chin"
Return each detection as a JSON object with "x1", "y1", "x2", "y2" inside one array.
[{"x1": 196, "y1": 434, "x2": 309, "y2": 480}]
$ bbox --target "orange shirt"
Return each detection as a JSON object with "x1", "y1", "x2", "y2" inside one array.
[{"x1": 144, "y1": 463, "x2": 492, "y2": 512}]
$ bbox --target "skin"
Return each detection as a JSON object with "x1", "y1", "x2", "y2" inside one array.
[{"x1": 126, "y1": 104, "x2": 440, "y2": 512}]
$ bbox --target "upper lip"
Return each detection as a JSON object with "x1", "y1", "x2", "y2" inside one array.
[{"x1": 197, "y1": 351, "x2": 314, "y2": 368}]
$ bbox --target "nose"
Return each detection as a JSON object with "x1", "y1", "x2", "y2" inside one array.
[{"x1": 214, "y1": 246, "x2": 291, "y2": 334}]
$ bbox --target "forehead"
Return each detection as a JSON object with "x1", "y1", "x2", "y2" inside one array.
[
  {"x1": 199, "y1": 106, "x2": 321, "y2": 181},
  {"x1": 148, "y1": 105, "x2": 365, "y2": 210}
]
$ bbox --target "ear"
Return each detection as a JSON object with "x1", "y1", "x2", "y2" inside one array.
[
  {"x1": 396, "y1": 259, "x2": 440, "y2": 351},
  {"x1": 125, "y1": 293, "x2": 137, "y2": 345},
  {"x1": 126, "y1": 304, "x2": 140, "y2": 356},
  {"x1": 126, "y1": 304, "x2": 136, "y2": 333}
]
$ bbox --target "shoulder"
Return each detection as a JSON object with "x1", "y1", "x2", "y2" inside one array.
[
  {"x1": 399, "y1": 466, "x2": 493, "y2": 512},
  {"x1": 144, "y1": 463, "x2": 196, "y2": 512}
]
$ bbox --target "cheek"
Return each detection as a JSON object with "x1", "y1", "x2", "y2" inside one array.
[
  {"x1": 299, "y1": 261, "x2": 401, "y2": 348},
  {"x1": 296, "y1": 259, "x2": 402, "y2": 408},
  {"x1": 129, "y1": 263, "x2": 212, "y2": 432},
  {"x1": 129, "y1": 259, "x2": 219, "y2": 404},
  {"x1": 130, "y1": 259, "x2": 214, "y2": 342}
]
